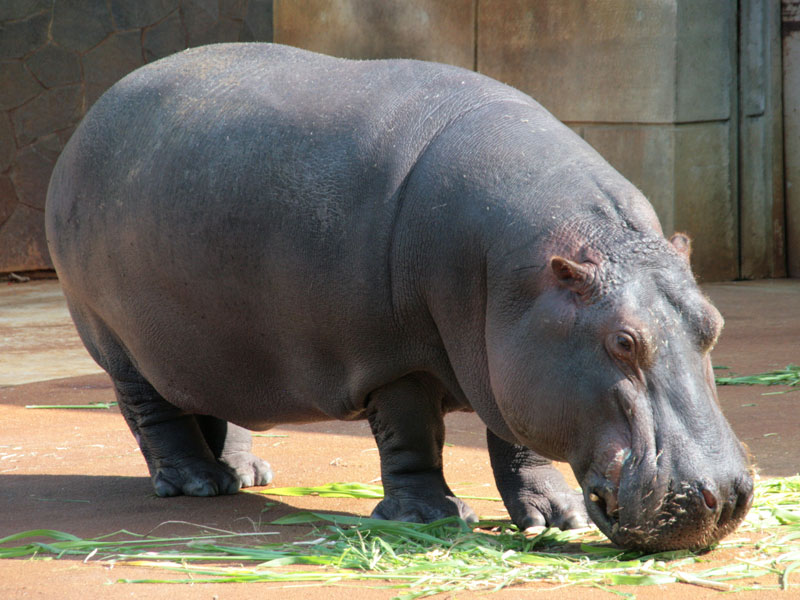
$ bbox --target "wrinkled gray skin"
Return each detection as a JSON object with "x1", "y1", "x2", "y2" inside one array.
[{"x1": 46, "y1": 43, "x2": 753, "y2": 551}]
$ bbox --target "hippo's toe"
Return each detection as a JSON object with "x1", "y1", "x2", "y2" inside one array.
[
  {"x1": 509, "y1": 488, "x2": 589, "y2": 532},
  {"x1": 220, "y1": 451, "x2": 273, "y2": 488}
]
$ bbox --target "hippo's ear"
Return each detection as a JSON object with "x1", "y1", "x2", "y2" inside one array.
[
  {"x1": 550, "y1": 256, "x2": 597, "y2": 296},
  {"x1": 669, "y1": 233, "x2": 692, "y2": 265}
]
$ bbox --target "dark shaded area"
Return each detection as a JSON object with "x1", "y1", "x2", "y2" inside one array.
[{"x1": 0, "y1": 473, "x2": 312, "y2": 540}]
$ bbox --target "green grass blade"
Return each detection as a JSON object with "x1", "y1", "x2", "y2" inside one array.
[
  {"x1": 259, "y1": 482, "x2": 502, "y2": 502},
  {"x1": 715, "y1": 365, "x2": 800, "y2": 391},
  {"x1": 261, "y1": 482, "x2": 385, "y2": 499},
  {"x1": 0, "y1": 529, "x2": 83, "y2": 545},
  {"x1": 605, "y1": 573, "x2": 677, "y2": 586}
]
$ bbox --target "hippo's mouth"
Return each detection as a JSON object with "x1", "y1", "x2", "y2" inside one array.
[{"x1": 582, "y1": 446, "x2": 631, "y2": 541}]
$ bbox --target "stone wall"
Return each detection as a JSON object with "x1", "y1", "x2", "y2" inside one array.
[{"x1": 0, "y1": 0, "x2": 274, "y2": 273}]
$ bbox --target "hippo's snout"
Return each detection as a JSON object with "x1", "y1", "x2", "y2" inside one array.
[{"x1": 585, "y1": 462, "x2": 754, "y2": 552}]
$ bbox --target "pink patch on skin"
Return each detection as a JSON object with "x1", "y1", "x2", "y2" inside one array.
[
  {"x1": 603, "y1": 447, "x2": 632, "y2": 516},
  {"x1": 603, "y1": 447, "x2": 631, "y2": 486}
]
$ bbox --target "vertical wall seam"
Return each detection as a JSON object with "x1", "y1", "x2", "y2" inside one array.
[
  {"x1": 735, "y1": 0, "x2": 743, "y2": 279},
  {"x1": 473, "y1": 0, "x2": 479, "y2": 72}
]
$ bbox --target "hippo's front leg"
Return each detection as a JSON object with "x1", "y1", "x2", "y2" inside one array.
[
  {"x1": 487, "y1": 429, "x2": 588, "y2": 530},
  {"x1": 367, "y1": 374, "x2": 477, "y2": 523},
  {"x1": 113, "y1": 370, "x2": 271, "y2": 496}
]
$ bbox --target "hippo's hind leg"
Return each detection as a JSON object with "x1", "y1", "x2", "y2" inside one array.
[
  {"x1": 68, "y1": 303, "x2": 269, "y2": 496},
  {"x1": 196, "y1": 416, "x2": 273, "y2": 488},
  {"x1": 112, "y1": 372, "x2": 247, "y2": 497},
  {"x1": 487, "y1": 429, "x2": 588, "y2": 530},
  {"x1": 116, "y1": 377, "x2": 272, "y2": 495},
  {"x1": 366, "y1": 374, "x2": 476, "y2": 524}
]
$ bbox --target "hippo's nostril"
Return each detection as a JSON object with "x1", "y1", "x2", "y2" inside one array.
[
  {"x1": 701, "y1": 487, "x2": 717, "y2": 511},
  {"x1": 711, "y1": 476, "x2": 754, "y2": 529},
  {"x1": 737, "y1": 476, "x2": 755, "y2": 506},
  {"x1": 732, "y1": 476, "x2": 755, "y2": 520}
]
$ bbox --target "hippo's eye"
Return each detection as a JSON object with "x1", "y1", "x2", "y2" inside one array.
[
  {"x1": 607, "y1": 331, "x2": 637, "y2": 364},
  {"x1": 616, "y1": 334, "x2": 634, "y2": 353}
]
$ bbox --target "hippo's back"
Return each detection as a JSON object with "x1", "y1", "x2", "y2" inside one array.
[{"x1": 47, "y1": 43, "x2": 534, "y2": 290}]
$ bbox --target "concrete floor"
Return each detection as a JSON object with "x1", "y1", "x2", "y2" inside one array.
[{"x1": 0, "y1": 280, "x2": 102, "y2": 386}]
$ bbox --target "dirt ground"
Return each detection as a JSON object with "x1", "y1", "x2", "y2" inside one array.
[{"x1": 0, "y1": 278, "x2": 798, "y2": 599}]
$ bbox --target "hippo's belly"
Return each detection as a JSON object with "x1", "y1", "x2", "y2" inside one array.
[{"x1": 44, "y1": 44, "x2": 476, "y2": 426}]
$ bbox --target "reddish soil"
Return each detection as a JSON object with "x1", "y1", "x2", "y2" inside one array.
[{"x1": 1, "y1": 279, "x2": 798, "y2": 599}]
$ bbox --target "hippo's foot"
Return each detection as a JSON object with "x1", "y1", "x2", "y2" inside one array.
[
  {"x1": 487, "y1": 429, "x2": 588, "y2": 531},
  {"x1": 503, "y1": 482, "x2": 587, "y2": 531},
  {"x1": 218, "y1": 451, "x2": 273, "y2": 488},
  {"x1": 195, "y1": 416, "x2": 273, "y2": 488},
  {"x1": 151, "y1": 451, "x2": 271, "y2": 497},
  {"x1": 151, "y1": 445, "x2": 271, "y2": 497},
  {"x1": 371, "y1": 474, "x2": 478, "y2": 524},
  {"x1": 110, "y1": 372, "x2": 270, "y2": 497},
  {"x1": 149, "y1": 435, "x2": 272, "y2": 497},
  {"x1": 152, "y1": 458, "x2": 243, "y2": 497}
]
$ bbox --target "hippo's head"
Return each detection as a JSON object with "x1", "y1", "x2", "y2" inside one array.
[{"x1": 486, "y1": 230, "x2": 753, "y2": 551}]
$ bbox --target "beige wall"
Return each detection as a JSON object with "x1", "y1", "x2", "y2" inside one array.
[
  {"x1": 275, "y1": 0, "x2": 475, "y2": 68},
  {"x1": 275, "y1": 0, "x2": 788, "y2": 282}
]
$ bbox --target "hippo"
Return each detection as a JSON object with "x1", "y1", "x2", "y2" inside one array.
[{"x1": 45, "y1": 43, "x2": 753, "y2": 551}]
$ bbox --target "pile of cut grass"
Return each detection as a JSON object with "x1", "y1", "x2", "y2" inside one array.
[{"x1": 2, "y1": 477, "x2": 800, "y2": 597}]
